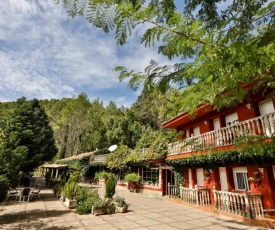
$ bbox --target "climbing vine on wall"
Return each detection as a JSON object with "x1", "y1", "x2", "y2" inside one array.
[{"x1": 167, "y1": 138, "x2": 275, "y2": 170}]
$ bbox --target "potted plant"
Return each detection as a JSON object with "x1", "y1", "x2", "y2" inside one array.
[
  {"x1": 98, "y1": 171, "x2": 110, "y2": 185},
  {"x1": 124, "y1": 173, "x2": 140, "y2": 192},
  {"x1": 114, "y1": 196, "x2": 129, "y2": 213},
  {"x1": 91, "y1": 197, "x2": 115, "y2": 216},
  {"x1": 64, "y1": 176, "x2": 79, "y2": 208}
]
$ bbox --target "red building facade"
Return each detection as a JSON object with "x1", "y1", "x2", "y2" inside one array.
[{"x1": 162, "y1": 90, "x2": 275, "y2": 218}]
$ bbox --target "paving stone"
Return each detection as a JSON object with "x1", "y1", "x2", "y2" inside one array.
[{"x1": 0, "y1": 177, "x2": 270, "y2": 230}]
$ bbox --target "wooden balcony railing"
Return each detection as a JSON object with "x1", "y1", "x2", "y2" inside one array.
[
  {"x1": 180, "y1": 185, "x2": 210, "y2": 206},
  {"x1": 168, "y1": 112, "x2": 275, "y2": 156},
  {"x1": 213, "y1": 186, "x2": 264, "y2": 218}
]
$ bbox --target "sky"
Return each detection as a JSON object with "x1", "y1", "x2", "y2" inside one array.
[{"x1": 0, "y1": 0, "x2": 173, "y2": 108}]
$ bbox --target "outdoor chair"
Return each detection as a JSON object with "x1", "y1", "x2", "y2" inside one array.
[
  {"x1": 19, "y1": 188, "x2": 31, "y2": 202},
  {"x1": 30, "y1": 186, "x2": 42, "y2": 200},
  {"x1": 5, "y1": 187, "x2": 19, "y2": 200}
]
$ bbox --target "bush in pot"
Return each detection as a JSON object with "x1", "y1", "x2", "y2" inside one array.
[
  {"x1": 76, "y1": 187, "x2": 101, "y2": 215},
  {"x1": 105, "y1": 174, "x2": 117, "y2": 199},
  {"x1": 64, "y1": 176, "x2": 79, "y2": 208},
  {"x1": 124, "y1": 173, "x2": 140, "y2": 192},
  {"x1": 114, "y1": 196, "x2": 129, "y2": 213}
]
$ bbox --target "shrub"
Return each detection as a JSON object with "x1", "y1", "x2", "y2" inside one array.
[
  {"x1": 105, "y1": 174, "x2": 117, "y2": 198},
  {"x1": 53, "y1": 181, "x2": 65, "y2": 196},
  {"x1": 75, "y1": 187, "x2": 102, "y2": 214},
  {"x1": 0, "y1": 175, "x2": 9, "y2": 202},
  {"x1": 124, "y1": 173, "x2": 140, "y2": 182},
  {"x1": 98, "y1": 171, "x2": 110, "y2": 180},
  {"x1": 64, "y1": 176, "x2": 79, "y2": 200},
  {"x1": 114, "y1": 196, "x2": 129, "y2": 207}
]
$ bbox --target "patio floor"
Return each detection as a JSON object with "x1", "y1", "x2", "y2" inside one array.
[{"x1": 0, "y1": 177, "x2": 270, "y2": 230}]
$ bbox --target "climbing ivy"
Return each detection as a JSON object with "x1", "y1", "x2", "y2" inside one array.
[{"x1": 167, "y1": 138, "x2": 275, "y2": 170}]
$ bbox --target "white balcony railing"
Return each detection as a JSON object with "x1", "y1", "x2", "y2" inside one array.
[
  {"x1": 167, "y1": 183, "x2": 178, "y2": 197},
  {"x1": 180, "y1": 185, "x2": 211, "y2": 206},
  {"x1": 93, "y1": 154, "x2": 110, "y2": 162},
  {"x1": 168, "y1": 112, "x2": 275, "y2": 156},
  {"x1": 213, "y1": 186, "x2": 264, "y2": 218}
]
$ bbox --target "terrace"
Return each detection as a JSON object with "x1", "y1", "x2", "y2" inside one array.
[{"x1": 167, "y1": 112, "x2": 275, "y2": 156}]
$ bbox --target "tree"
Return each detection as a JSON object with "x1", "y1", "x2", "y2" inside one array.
[
  {"x1": 57, "y1": 0, "x2": 275, "y2": 113},
  {"x1": 105, "y1": 109, "x2": 143, "y2": 148},
  {"x1": 0, "y1": 97, "x2": 57, "y2": 184},
  {"x1": 58, "y1": 93, "x2": 92, "y2": 157}
]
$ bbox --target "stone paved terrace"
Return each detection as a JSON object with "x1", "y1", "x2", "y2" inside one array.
[{"x1": 0, "y1": 177, "x2": 270, "y2": 230}]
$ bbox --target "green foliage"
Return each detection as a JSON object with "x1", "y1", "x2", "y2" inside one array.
[
  {"x1": 105, "y1": 145, "x2": 132, "y2": 169},
  {"x1": 174, "y1": 172, "x2": 184, "y2": 198},
  {"x1": 114, "y1": 196, "x2": 129, "y2": 207},
  {"x1": 105, "y1": 109, "x2": 143, "y2": 149},
  {"x1": 98, "y1": 171, "x2": 110, "y2": 180},
  {"x1": 64, "y1": 176, "x2": 79, "y2": 199},
  {"x1": 143, "y1": 136, "x2": 168, "y2": 160},
  {"x1": 168, "y1": 138, "x2": 275, "y2": 170},
  {"x1": 0, "y1": 98, "x2": 57, "y2": 183},
  {"x1": 56, "y1": 0, "x2": 275, "y2": 114},
  {"x1": 0, "y1": 175, "x2": 9, "y2": 202},
  {"x1": 53, "y1": 180, "x2": 66, "y2": 196},
  {"x1": 124, "y1": 173, "x2": 140, "y2": 182},
  {"x1": 69, "y1": 161, "x2": 82, "y2": 182},
  {"x1": 105, "y1": 174, "x2": 117, "y2": 198},
  {"x1": 75, "y1": 187, "x2": 102, "y2": 214}
]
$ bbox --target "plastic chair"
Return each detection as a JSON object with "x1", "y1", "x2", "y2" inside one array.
[
  {"x1": 5, "y1": 187, "x2": 19, "y2": 200},
  {"x1": 30, "y1": 186, "x2": 42, "y2": 200},
  {"x1": 19, "y1": 188, "x2": 31, "y2": 202}
]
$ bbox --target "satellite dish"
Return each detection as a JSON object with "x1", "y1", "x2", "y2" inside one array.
[{"x1": 108, "y1": 144, "x2": 117, "y2": 152}]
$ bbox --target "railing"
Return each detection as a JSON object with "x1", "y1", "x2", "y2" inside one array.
[
  {"x1": 180, "y1": 185, "x2": 210, "y2": 205},
  {"x1": 168, "y1": 112, "x2": 275, "y2": 156},
  {"x1": 167, "y1": 183, "x2": 178, "y2": 197},
  {"x1": 93, "y1": 154, "x2": 110, "y2": 162},
  {"x1": 213, "y1": 186, "x2": 264, "y2": 218},
  {"x1": 137, "y1": 148, "x2": 149, "y2": 154}
]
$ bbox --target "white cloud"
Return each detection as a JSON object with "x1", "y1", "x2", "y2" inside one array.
[{"x1": 0, "y1": 0, "x2": 175, "y2": 107}]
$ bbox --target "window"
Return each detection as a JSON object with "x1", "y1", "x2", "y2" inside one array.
[
  {"x1": 233, "y1": 167, "x2": 250, "y2": 191},
  {"x1": 196, "y1": 168, "x2": 204, "y2": 186},
  {"x1": 225, "y1": 112, "x2": 238, "y2": 126},
  {"x1": 142, "y1": 167, "x2": 159, "y2": 185},
  {"x1": 259, "y1": 99, "x2": 275, "y2": 116},
  {"x1": 193, "y1": 126, "x2": 200, "y2": 136}
]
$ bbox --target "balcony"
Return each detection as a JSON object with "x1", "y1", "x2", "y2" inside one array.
[
  {"x1": 168, "y1": 112, "x2": 275, "y2": 156},
  {"x1": 93, "y1": 154, "x2": 110, "y2": 162},
  {"x1": 213, "y1": 187, "x2": 263, "y2": 218}
]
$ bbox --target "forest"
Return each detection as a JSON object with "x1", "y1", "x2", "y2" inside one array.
[{"x1": 0, "y1": 87, "x2": 180, "y2": 187}]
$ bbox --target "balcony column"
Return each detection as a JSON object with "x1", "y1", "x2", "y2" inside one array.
[{"x1": 244, "y1": 190, "x2": 251, "y2": 218}]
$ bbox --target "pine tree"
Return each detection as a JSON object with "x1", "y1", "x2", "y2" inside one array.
[{"x1": 0, "y1": 97, "x2": 57, "y2": 183}]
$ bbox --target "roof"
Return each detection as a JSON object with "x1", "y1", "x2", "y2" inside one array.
[
  {"x1": 162, "y1": 104, "x2": 214, "y2": 129},
  {"x1": 58, "y1": 151, "x2": 95, "y2": 161}
]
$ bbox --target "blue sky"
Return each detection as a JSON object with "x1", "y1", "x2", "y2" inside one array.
[{"x1": 0, "y1": 0, "x2": 174, "y2": 108}]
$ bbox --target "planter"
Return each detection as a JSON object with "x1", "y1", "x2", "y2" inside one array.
[
  {"x1": 116, "y1": 206, "x2": 128, "y2": 213},
  {"x1": 91, "y1": 206, "x2": 108, "y2": 216},
  {"x1": 128, "y1": 182, "x2": 139, "y2": 193},
  {"x1": 60, "y1": 194, "x2": 66, "y2": 202},
  {"x1": 204, "y1": 177, "x2": 210, "y2": 184},
  {"x1": 64, "y1": 198, "x2": 76, "y2": 209}
]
